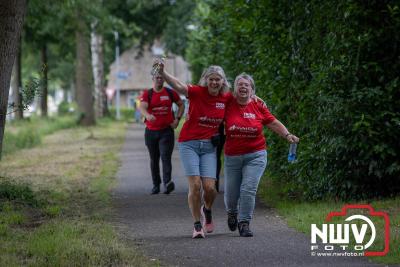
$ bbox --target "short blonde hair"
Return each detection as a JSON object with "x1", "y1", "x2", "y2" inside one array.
[
  {"x1": 198, "y1": 65, "x2": 230, "y2": 93},
  {"x1": 233, "y1": 73, "x2": 255, "y2": 96}
]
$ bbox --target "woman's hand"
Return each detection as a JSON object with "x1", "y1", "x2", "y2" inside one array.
[
  {"x1": 145, "y1": 114, "x2": 156, "y2": 122},
  {"x1": 286, "y1": 133, "x2": 299, "y2": 143},
  {"x1": 170, "y1": 119, "x2": 179, "y2": 129}
]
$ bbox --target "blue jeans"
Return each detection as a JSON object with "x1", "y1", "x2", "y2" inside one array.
[{"x1": 224, "y1": 150, "x2": 267, "y2": 222}]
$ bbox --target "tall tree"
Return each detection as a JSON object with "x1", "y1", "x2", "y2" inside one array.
[
  {"x1": 40, "y1": 44, "x2": 48, "y2": 117},
  {"x1": 11, "y1": 39, "x2": 24, "y2": 119},
  {"x1": 24, "y1": 0, "x2": 58, "y2": 117},
  {"x1": 91, "y1": 21, "x2": 106, "y2": 119},
  {"x1": 0, "y1": 0, "x2": 27, "y2": 159},
  {"x1": 163, "y1": 0, "x2": 196, "y2": 57},
  {"x1": 75, "y1": 15, "x2": 95, "y2": 126},
  {"x1": 104, "y1": 0, "x2": 175, "y2": 55}
]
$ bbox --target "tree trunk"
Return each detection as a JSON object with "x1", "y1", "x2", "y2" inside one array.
[
  {"x1": 0, "y1": 0, "x2": 27, "y2": 160},
  {"x1": 75, "y1": 17, "x2": 95, "y2": 126},
  {"x1": 90, "y1": 22, "x2": 106, "y2": 119},
  {"x1": 63, "y1": 87, "x2": 69, "y2": 102},
  {"x1": 40, "y1": 44, "x2": 48, "y2": 117},
  {"x1": 11, "y1": 40, "x2": 23, "y2": 119}
]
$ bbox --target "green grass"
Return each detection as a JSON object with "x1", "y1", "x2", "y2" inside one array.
[
  {"x1": 258, "y1": 175, "x2": 400, "y2": 264},
  {"x1": 0, "y1": 210, "x2": 26, "y2": 225},
  {"x1": 0, "y1": 119, "x2": 159, "y2": 266},
  {"x1": 3, "y1": 116, "x2": 77, "y2": 156},
  {"x1": 43, "y1": 205, "x2": 62, "y2": 217},
  {"x1": 89, "y1": 151, "x2": 119, "y2": 204},
  {"x1": 21, "y1": 220, "x2": 151, "y2": 267}
]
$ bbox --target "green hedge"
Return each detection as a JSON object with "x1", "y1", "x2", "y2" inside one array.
[
  {"x1": 186, "y1": 0, "x2": 400, "y2": 200},
  {"x1": 108, "y1": 107, "x2": 134, "y2": 122}
]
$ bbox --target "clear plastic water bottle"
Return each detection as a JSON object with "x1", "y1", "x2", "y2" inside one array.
[
  {"x1": 151, "y1": 62, "x2": 161, "y2": 76},
  {"x1": 288, "y1": 143, "x2": 297, "y2": 163}
]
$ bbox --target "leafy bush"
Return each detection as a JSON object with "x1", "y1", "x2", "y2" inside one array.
[
  {"x1": 58, "y1": 101, "x2": 77, "y2": 115},
  {"x1": 108, "y1": 107, "x2": 134, "y2": 122},
  {"x1": 0, "y1": 181, "x2": 38, "y2": 206},
  {"x1": 186, "y1": 0, "x2": 400, "y2": 200}
]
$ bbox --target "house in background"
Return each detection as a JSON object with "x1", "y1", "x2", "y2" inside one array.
[{"x1": 106, "y1": 43, "x2": 192, "y2": 109}]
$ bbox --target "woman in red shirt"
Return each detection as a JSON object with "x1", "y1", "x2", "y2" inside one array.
[
  {"x1": 158, "y1": 61, "x2": 231, "y2": 238},
  {"x1": 139, "y1": 74, "x2": 185, "y2": 195},
  {"x1": 224, "y1": 73, "x2": 299, "y2": 237}
]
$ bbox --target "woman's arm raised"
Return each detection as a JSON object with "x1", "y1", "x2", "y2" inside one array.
[
  {"x1": 162, "y1": 69, "x2": 188, "y2": 97},
  {"x1": 155, "y1": 59, "x2": 189, "y2": 97}
]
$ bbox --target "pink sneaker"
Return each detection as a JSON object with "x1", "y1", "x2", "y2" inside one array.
[
  {"x1": 192, "y1": 223, "x2": 205, "y2": 238},
  {"x1": 201, "y1": 205, "x2": 214, "y2": 233}
]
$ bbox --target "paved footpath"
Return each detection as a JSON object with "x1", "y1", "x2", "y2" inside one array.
[{"x1": 112, "y1": 124, "x2": 385, "y2": 267}]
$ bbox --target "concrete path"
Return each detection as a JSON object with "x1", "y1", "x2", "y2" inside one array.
[{"x1": 112, "y1": 124, "x2": 384, "y2": 267}]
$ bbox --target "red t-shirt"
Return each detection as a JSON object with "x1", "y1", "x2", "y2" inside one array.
[
  {"x1": 178, "y1": 85, "x2": 232, "y2": 142},
  {"x1": 224, "y1": 98, "x2": 276, "y2": 156},
  {"x1": 140, "y1": 87, "x2": 181, "y2": 130}
]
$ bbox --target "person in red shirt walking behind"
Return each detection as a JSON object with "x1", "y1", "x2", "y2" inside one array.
[
  {"x1": 139, "y1": 73, "x2": 184, "y2": 195},
  {"x1": 157, "y1": 60, "x2": 231, "y2": 238},
  {"x1": 224, "y1": 73, "x2": 299, "y2": 237}
]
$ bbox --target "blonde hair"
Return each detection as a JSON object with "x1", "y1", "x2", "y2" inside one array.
[
  {"x1": 198, "y1": 65, "x2": 230, "y2": 93},
  {"x1": 233, "y1": 73, "x2": 256, "y2": 97}
]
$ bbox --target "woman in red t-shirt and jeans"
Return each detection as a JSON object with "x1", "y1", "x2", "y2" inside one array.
[
  {"x1": 158, "y1": 62, "x2": 231, "y2": 238},
  {"x1": 224, "y1": 73, "x2": 299, "y2": 237}
]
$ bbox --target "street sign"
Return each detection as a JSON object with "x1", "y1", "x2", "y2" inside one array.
[{"x1": 117, "y1": 71, "x2": 130, "y2": 80}]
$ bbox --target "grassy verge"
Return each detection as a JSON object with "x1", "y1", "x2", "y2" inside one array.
[
  {"x1": 258, "y1": 175, "x2": 400, "y2": 265},
  {"x1": 0, "y1": 119, "x2": 158, "y2": 266},
  {"x1": 3, "y1": 116, "x2": 77, "y2": 156}
]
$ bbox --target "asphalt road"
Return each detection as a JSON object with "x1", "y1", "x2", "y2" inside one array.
[{"x1": 111, "y1": 124, "x2": 385, "y2": 267}]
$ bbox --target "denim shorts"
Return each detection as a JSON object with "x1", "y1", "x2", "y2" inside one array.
[{"x1": 178, "y1": 140, "x2": 217, "y2": 179}]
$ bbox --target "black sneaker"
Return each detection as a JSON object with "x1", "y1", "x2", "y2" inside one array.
[
  {"x1": 151, "y1": 185, "x2": 160, "y2": 195},
  {"x1": 164, "y1": 181, "x2": 175, "y2": 194},
  {"x1": 227, "y1": 212, "x2": 238, "y2": 231},
  {"x1": 238, "y1": 221, "x2": 253, "y2": 237}
]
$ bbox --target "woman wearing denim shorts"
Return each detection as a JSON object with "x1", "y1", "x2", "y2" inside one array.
[
  {"x1": 158, "y1": 61, "x2": 232, "y2": 238},
  {"x1": 224, "y1": 73, "x2": 299, "y2": 237}
]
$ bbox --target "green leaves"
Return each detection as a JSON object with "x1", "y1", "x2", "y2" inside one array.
[{"x1": 186, "y1": 0, "x2": 400, "y2": 200}]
